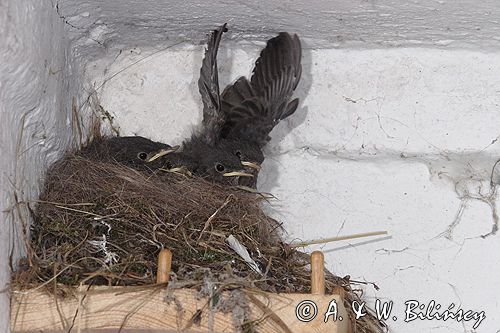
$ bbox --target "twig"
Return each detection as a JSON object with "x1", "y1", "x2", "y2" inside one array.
[
  {"x1": 198, "y1": 195, "x2": 233, "y2": 240},
  {"x1": 290, "y1": 231, "x2": 388, "y2": 248},
  {"x1": 246, "y1": 293, "x2": 293, "y2": 333},
  {"x1": 71, "y1": 97, "x2": 83, "y2": 148}
]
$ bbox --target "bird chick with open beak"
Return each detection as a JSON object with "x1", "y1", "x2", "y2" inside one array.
[
  {"x1": 182, "y1": 136, "x2": 254, "y2": 185},
  {"x1": 178, "y1": 23, "x2": 255, "y2": 186},
  {"x1": 192, "y1": 23, "x2": 302, "y2": 188},
  {"x1": 81, "y1": 135, "x2": 202, "y2": 178},
  {"x1": 80, "y1": 136, "x2": 179, "y2": 169}
]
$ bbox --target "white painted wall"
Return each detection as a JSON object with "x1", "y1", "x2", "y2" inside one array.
[
  {"x1": 90, "y1": 46, "x2": 500, "y2": 332},
  {"x1": 2, "y1": 0, "x2": 500, "y2": 332},
  {"x1": 0, "y1": 1, "x2": 84, "y2": 331},
  {"x1": 57, "y1": 0, "x2": 500, "y2": 53}
]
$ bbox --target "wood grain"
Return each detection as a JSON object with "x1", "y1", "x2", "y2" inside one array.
[
  {"x1": 11, "y1": 286, "x2": 351, "y2": 333},
  {"x1": 156, "y1": 249, "x2": 172, "y2": 284},
  {"x1": 310, "y1": 251, "x2": 325, "y2": 295}
]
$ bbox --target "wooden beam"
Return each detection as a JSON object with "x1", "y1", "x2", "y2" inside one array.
[{"x1": 11, "y1": 286, "x2": 351, "y2": 333}]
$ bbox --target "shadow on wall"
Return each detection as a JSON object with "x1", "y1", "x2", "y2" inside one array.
[{"x1": 259, "y1": 41, "x2": 313, "y2": 192}]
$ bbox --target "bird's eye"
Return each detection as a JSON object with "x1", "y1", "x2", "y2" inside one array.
[
  {"x1": 215, "y1": 163, "x2": 225, "y2": 173},
  {"x1": 137, "y1": 152, "x2": 148, "y2": 160},
  {"x1": 235, "y1": 150, "x2": 242, "y2": 159},
  {"x1": 166, "y1": 161, "x2": 173, "y2": 169}
]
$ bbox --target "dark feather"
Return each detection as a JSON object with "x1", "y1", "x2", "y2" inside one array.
[
  {"x1": 198, "y1": 23, "x2": 228, "y2": 145},
  {"x1": 220, "y1": 32, "x2": 302, "y2": 146}
]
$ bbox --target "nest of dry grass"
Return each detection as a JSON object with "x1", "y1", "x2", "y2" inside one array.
[{"x1": 13, "y1": 142, "x2": 387, "y2": 333}]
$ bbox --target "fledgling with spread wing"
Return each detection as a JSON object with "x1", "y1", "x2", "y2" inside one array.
[
  {"x1": 181, "y1": 23, "x2": 255, "y2": 185},
  {"x1": 220, "y1": 31, "x2": 302, "y2": 187},
  {"x1": 188, "y1": 24, "x2": 302, "y2": 187}
]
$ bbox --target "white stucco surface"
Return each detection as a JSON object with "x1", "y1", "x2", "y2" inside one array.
[
  {"x1": 90, "y1": 45, "x2": 500, "y2": 332},
  {"x1": 1, "y1": 1, "x2": 82, "y2": 331},
  {"x1": 3, "y1": 0, "x2": 500, "y2": 332},
  {"x1": 58, "y1": 0, "x2": 500, "y2": 55}
]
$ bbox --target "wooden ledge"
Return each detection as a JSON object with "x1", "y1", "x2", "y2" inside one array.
[{"x1": 11, "y1": 286, "x2": 351, "y2": 333}]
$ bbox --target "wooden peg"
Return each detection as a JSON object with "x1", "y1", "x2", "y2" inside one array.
[
  {"x1": 310, "y1": 251, "x2": 325, "y2": 295},
  {"x1": 156, "y1": 249, "x2": 172, "y2": 284}
]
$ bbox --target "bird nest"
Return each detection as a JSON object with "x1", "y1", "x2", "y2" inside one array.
[{"x1": 13, "y1": 142, "x2": 386, "y2": 333}]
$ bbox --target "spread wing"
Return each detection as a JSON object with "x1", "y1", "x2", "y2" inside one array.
[
  {"x1": 220, "y1": 32, "x2": 302, "y2": 146},
  {"x1": 198, "y1": 23, "x2": 228, "y2": 146}
]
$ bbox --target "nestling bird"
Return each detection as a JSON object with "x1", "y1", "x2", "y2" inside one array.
[
  {"x1": 180, "y1": 23, "x2": 257, "y2": 185},
  {"x1": 188, "y1": 23, "x2": 302, "y2": 187},
  {"x1": 80, "y1": 25, "x2": 302, "y2": 188},
  {"x1": 80, "y1": 136, "x2": 181, "y2": 171},
  {"x1": 182, "y1": 136, "x2": 255, "y2": 185},
  {"x1": 81, "y1": 135, "x2": 247, "y2": 183}
]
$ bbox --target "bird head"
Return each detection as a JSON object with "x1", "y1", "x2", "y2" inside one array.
[
  {"x1": 83, "y1": 136, "x2": 178, "y2": 168},
  {"x1": 218, "y1": 139, "x2": 263, "y2": 167},
  {"x1": 193, "y1": 145, "x2": 254, "y2": 185},
  {"x1": 217, "y1": 139, "x2": 263, "y2": 187}
]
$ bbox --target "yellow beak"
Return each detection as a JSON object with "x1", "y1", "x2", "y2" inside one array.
[
  {"x1": 241, "y1": 161, "x2": 261, "y2": 171},
  {"x1": 147, "y1": 145, "x2": 180, "y2": 162},
  {"x1": 167, "y1": 166, "x2": 192, "y2": 176},
  {"x1": 223, "y1": 171, "x2": 254, "y2": 178}
]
